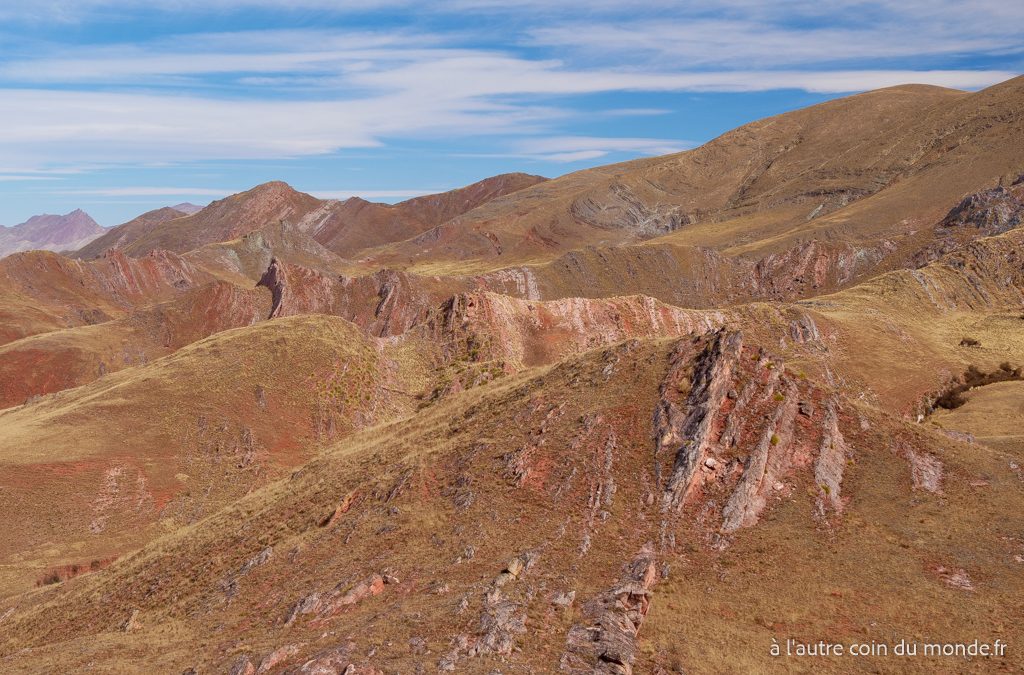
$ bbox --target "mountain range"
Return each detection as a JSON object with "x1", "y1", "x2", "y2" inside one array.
[
  {"x1": 0, "y1": 203, "x2": 207, "y2": 259},
  {"x1": 0, "y1": 77, "x2": 1022, "y2": 673},
  {"x1": 0, "y1": 209, "x2": 103, "y2": 257}
]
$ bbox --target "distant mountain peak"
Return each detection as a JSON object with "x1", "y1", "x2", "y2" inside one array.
[
  {"x1": 249, "y1": 180, "x2": 297, "y2": 194},
  {"x1": 170, "y1": 202, "x2": 204, "y2": 215},
  {"x1": 0, "y1": 208, "x2": 104, "y2": 257}
]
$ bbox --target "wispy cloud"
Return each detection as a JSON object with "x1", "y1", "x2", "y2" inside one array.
[
  {"x1": 55, "y1": 185, "x2": 446, "y2": 201},
  {"x1": 0, "y1": 0, "x2": 683, "y2": 22},
  {"x1": 0, "y1": 58, "x2": 1012, "y2": 169},
  {"x1": 313, "y1": 189, "x2": 442, "y2": 200},
  {"x1": 0, "y1": 1, "x2": 1018, "y2": 190},
  {"x1": 0, "y1": 174, "x2": 61, "y2": 181},
  {"x1": 56, "y1": 186, "x2": 238, "y2": 196},
  {"x1": 529, "y1": 17, "x2": 1024, "y2": 69},
  {"x1": 510, "y1": 136, "x2": 693, "y2": 162},
  {"x1": 0, "y1": 84, "x2": 564, "y2": 167}
]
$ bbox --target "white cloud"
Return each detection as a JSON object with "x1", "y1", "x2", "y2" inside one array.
[
  {"x1": 0, "y1": 4, "x2": 1018, "y2": 170},
  {"x1": 0, "y1": 174, "x2": 60, "y2": 181},
  {"x1": 0, "y1": 85, "x2": 558, "y2": 166},
  {"x1": 56, "y1": 186, "x2": 238, "y2": 196},
  {"x1": 512, "y1": 136, "x2": 692, "y2": 162},
  {"x1": 598, "y1": 108, "x2": 672, "y2": 117},
  {"x1": 529, "y1": 16, "x2": 1024, "y2": 69},
  {"x1": 0, "y1": 31, "x2": 460, "y2": 84},
  {"x1": 537, "y1": 151, "x2": 609, "y2": 163},
  {"x1": 313, "y1": 189, "x2": 441, "y2": 200},
  {"x1": 0, "y1": 62, "x2": 1013, "y2": 169},
  {"x1": 55, "y1": 185, "x2": 446, "y2": 200},
  {"x1": 0, "y1": 0, "x2": 684, "y2": 22}
]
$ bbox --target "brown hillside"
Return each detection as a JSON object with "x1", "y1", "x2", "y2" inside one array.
[
  {"x1": 74, "y1": 206, "x2": 191, "y2": 260},
  {"x1": 0, "y1": 249, "x2": 211, "y2": 346},
  {"x1": 3, "y1": 78, "x2": 1024, "y2": 674},
  {"x1": 0, "y1": 314, "x2": 431, "y2": 599},
  {"x1": 1, "y1": 332, "x2": 1020, "y2": 673},
  {"x1": 0, "y1": 280, "x2": 273, "y2": 409},
  {"x1": 366, "y1": 79, "x2": 1023, "y2": 273},
  {"x1": 117, "y1": 182, "x2": 324, "y2": 257},
  {"x1": 304, "y1": 173, "x2": 547, "y2": 258}
]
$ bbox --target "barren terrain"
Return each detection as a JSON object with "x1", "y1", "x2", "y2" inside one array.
[{"x1": 1, "y1": 78, "x2": 1023, "y2": 674}]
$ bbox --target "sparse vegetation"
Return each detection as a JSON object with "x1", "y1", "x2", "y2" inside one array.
[
  {"x1": 38, "y1": 572, "x2": 62, "y2": 586},
  {"x1": 933, "y1": 363, "x2": 1024, "y2": 410},
  {"x1": 3, "y1": 74, "x2": 1024, "y2": 675}
]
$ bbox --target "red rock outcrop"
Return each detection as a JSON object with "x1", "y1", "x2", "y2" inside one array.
[
  {"x1": 422, "y1": 291, "x2": 726, "y2": 371},
  {"x1": 0, "y1": 248, "x2": 209, "y2": 344},
  {"x1": 256, "y1": 257, "x2": 287, "y2": 319},
  {"x1": 659, "y1": 330, "x2": 744, "y2": 511},
  {"x1": 561, "y1": 549, "x2": 658, "y2": 674}
]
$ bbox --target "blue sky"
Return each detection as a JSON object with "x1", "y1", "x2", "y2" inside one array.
[{"x1": 0, "y1": 1, "x2": 1020, "y2": 226}]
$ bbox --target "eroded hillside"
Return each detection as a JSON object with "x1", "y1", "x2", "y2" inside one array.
[{"x1": 1, "y1": 77, "x2": 1023, "y2": 674}]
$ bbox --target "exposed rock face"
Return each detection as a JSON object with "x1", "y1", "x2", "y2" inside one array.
[
  {"x1": 902, "y1": 446, "x2": 943, "y2": 493},
  {"x1": 941, "y1": 185, "x2": 1024, "y2": 233},
  {"x1": 721, "y1": 382, "x2": 799, "y2": 531},
  {"x1": 228, "y1": 655, "x2": 256, "y2": 675},
  {"x1": 474, "y1": 587, "x2": 527, "y2": 657},
  {"x1": 0, "y1": 248, "x2": 208, "y2": 345},
  {"x1": 660, "y1": 330, "x2": 744, "y2": 510},
  {"x1": 932, "y1": 565, "x2": 974, "y2": 591},
  {"x1": 282, "y1": 643, "x2": 379, "y2": 675},
  {"x1": 752, "y1": 240, "x2": 895, "y2": 298},
  {"x1": 912, "y1": 183, "x2": 1024, "y2": 266},
  {"x1": 789, "y1": 312, "x2": 823, "y2": 344},
  {"x1": 561, "y1": 549, "x2": 658, "y2": 674},
  {"x1": 649, "y1": 332, "x2": 866, "y2": 536},
  {"x1": 814, "y1": 398, "x2": 850, "y2": 515},
  {"x1": 2, "y1": 247, "x2": 199, "y2": 307},
  {"x1": 257, "y1": 644, "x2": 301, "y2": 674},
  {"x1": 221, "y1": 546, "x2": 273, "y2": 599},
  {"x1": 284, "y1": 573, "x2": 391, "y2": 627},
  {"x1": 571, "y1": 183, "x2": 693, "y2": 236},
  {"x1": 256, "y1": 257, "x2": 287, "y2": 319},
  {"x1": 248, "y1": 261, "x2": 449, "y2": 337},
  {"x1": 471, "y1": 555, "x2": 532, "y2": 657},
  {"x1": 370, "y1": 268, "x2": 428, "y2": 336},
  {"x1": 424, "y1": 291, "x2": 725, "y2": 372}
]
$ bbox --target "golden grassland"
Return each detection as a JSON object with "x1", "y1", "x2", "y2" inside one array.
[{"x1": 0, "y1": 78, "x2": 1022, "y2": 673}]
